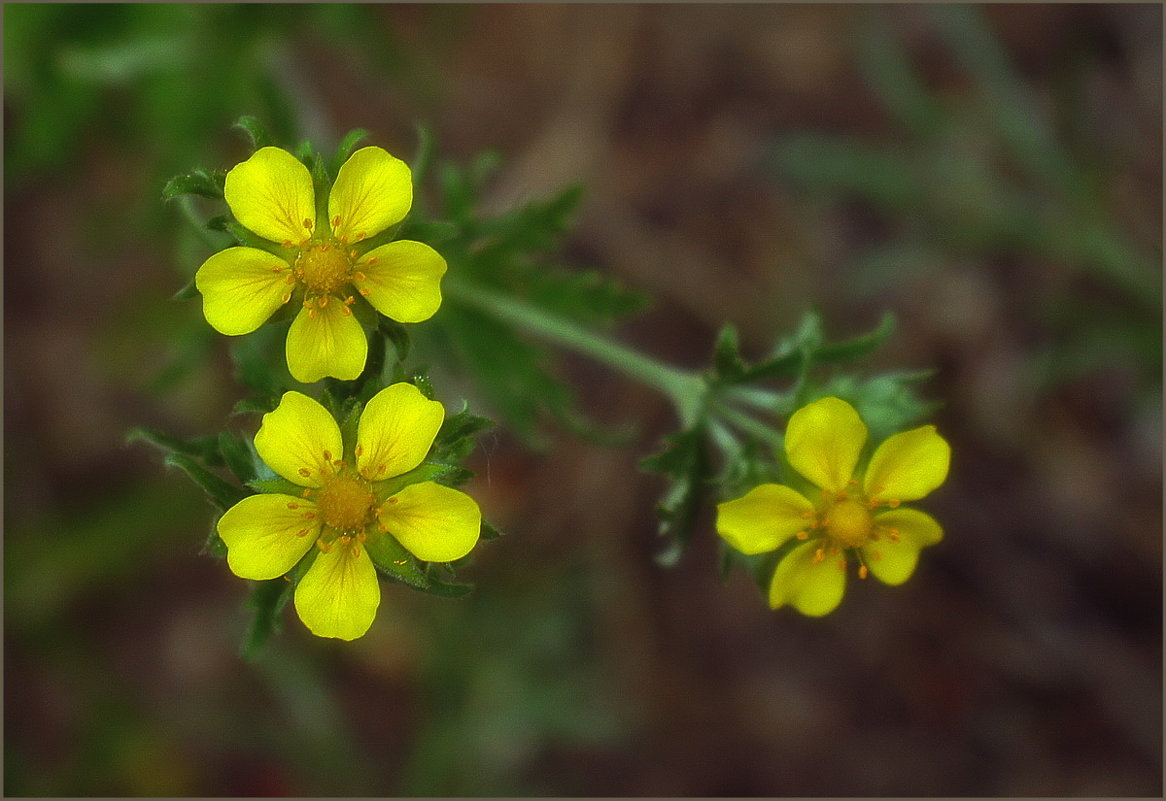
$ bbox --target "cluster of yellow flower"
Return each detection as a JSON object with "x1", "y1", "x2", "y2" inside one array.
[
  {"x1": 195, "y1": 146, "x2": 479, "y2": 640},
  {"x1": 193, "y1": 141, "x2": 950, "y2": 638}
]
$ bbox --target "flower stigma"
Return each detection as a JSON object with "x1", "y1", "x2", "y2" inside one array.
[
  {"x1": 295, "y1": 242, "x2": 353, "y2": 296},
  {"x1": 316, "y1": 471, "x2": 376, "y2": 533}
]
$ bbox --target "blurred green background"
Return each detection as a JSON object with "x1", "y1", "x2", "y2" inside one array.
[{"x1": 5, "y1": 4, "x2": 1161, "y2": 796}]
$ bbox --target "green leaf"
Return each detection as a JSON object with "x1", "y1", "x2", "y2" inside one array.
[
  {"x1": 233, "y1": 115, "x2": 275, "y2": 152},
  {"x1": 815, "y1": 311, "x2": 896, "y2": 365},
  {"x1": 201, "y1": 521, "x2": 228, "y2": 560},
  {"x1": 479, "y1": 519, "x2": 505, "y2": 540},
  {"x1": 641, "y1": 426, "x2": 708, "y2": 566},
  {"x1": 232, "y1": 396, "x2": 278, "y2": 416},
  {"x1": 378, "y1": 318, "x2": 412, "y2": 363},
  {"x1": 431, "y1": 405, "x2": 493, "y2": 463},
  {"x1": 162, "y1": 168, "x2": 225, "y2": 201},
  {"x1": 240, "y1": 578, "x2": 293, "y2": 661},
  {"x1": 163, "y1": 453, "x2": 248, "y2": 512}
]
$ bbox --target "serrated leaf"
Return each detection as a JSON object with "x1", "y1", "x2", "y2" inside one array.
[
  {"x1": 240, "y1": 577, "x2": 293, "y2": 661},
  {"x1": 202, "y1": 522, "x2": 228, "y2": 559},
  {"x1": 233, "y1": 115, "x2": 274, "y2": 151},
  {"x1": 641, "y1": 426, "x2": 708, "y2": 565},
  {"x1": 164, "y1": 453, "x2": 248, "y2": 511},
  {"x1": 815, "y1": 311, "x2": 896, "y2": 365},
  {"x1": 162, "y1": 168, "x2": 225, "y2": 200}
]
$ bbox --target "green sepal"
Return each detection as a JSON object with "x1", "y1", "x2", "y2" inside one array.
[
  {"x1": 331, "y1": 127, "x2": 370, "y2": 176},
  {"x1": 163, "y1": 453, "x2": 248, "y2": 512},
  {"x1": 232, "y1": 396, "x2": 279, "y2": 416},
  {"x1": 162, "y1": 168, "x2": 225, "y2": 201},
  {"x1": 172, "y1": 279, "x2": 199, "y2": 301},
  {"x1": 218, "y1": 430, "x2": 258, "y2": 484},
  {"x1": 378, "y1": 318, "x2": 412, "y2": 363},
  {"x1": 374, "y1": 462, "x2": 472, "y2": 501},
  {"x1": 430, "y1": 405, "x2": 493, "y2": 463},
  {"x1": 233, "y1": 115, "x2": 275, "y2": 152},
  {"x1": 479, "y1": 519, "x2": 505, "y2": 540},
  {"x1": 815, "y1": 311, "x2": 896, "y2": 366},
  {"x1": 365, "y1": 532, "x2": 432, "y2": 590},
  {"x1": 410, "y1": 122, "x2": 436, "y2": 188},
  {"x1": 201, "y1": 520, "x2": 228, "y2": 560},
  {"x1": 712, "y1": 323, "x2": 746, "y2": 381},
  {"x1": 247, "y1": 476, "x2": 303, "y2": 496},
  {"x1": 240, "y1": 577, "x2": 293, "y2": 662}
]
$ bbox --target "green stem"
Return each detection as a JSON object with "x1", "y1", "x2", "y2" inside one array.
[
  {"x1": 444, "y1": 279, "x2": 706, "y2": 426},
  {"x1": 713, "y1": 402, "x2": 783, "y2": 448}
]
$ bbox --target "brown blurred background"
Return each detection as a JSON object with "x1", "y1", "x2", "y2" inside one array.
[{"x1": 5, "y1": 4, "x2": 1161, "y2": 796}]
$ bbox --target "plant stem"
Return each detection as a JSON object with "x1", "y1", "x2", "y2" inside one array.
[{"x1": 444, "y1": 279, "x2": 706, "y2": 426}]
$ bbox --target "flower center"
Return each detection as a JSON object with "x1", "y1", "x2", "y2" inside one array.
[
  {"x1": 295, "y1": 242, "x2": 353, "y2": 295},
  {"x1": 316, "y1": 473, "x2": 376, "y2": 533},
  {"x1": 823, "y1": 497, "x2": 874, "y2": 549}
]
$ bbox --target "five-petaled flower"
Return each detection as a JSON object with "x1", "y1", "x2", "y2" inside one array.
[
  {"x1": 216, "y1": 382, "x2": 481, "y2": 640},
  {"x1": 195, "y1": 146, "x2": 446, "y2": 383},
  {"x1": 717, "y1": 396, "x2": 950, "y2": 616}
]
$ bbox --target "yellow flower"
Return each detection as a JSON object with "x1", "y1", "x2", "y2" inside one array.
[
  {"x1": 216, "y1": 382, "x2": 481, "y2": 640},
  {"x1": 195, "y1": 146, "x2": 446, "y2": 383},
  {"x1": 716, "y1": 397, "x2": 950, "y2": 616}
]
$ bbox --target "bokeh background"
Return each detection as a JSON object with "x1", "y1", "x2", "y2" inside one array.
[{"x1": 5, "y1": 3, "x2": 1161, "y2": 796}]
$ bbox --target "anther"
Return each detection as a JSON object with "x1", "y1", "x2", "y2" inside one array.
[
  {"x1": 317, "y1": 295, "x2": 329, "y2": 308},
  {"x1": 339, "y1": 535, "x2": 352, "y2": 545},
  {"x1": 302, "y1": 512, "x2": 316, "y2": 520},
  {"x1": 332, "y1": 215, "x2": 341, "y2": 228},
  {"x1": 387, "y1": 496, "x2": 398, "y2": 504},
  {"x1": 796, "y1": 531, "x2": 809, "y2": 540},
  {"x1": 344, "y1": 296, "x2": 356, "y2": 306},
  {"x1": 377, "y1": 464, "x2": 387, "y2": 475},
  {"x1": 355, "y1": 444, "x2": 364, "y2": 458},
  {"x1": 301, "y1": 488, "x2": 315, "y2": 498},
  {"x1": 285, "y1": 274, "x2": 296, "y2": 284},
  {"x1": 308, "y1": 308, "x2": 317, "y2": 319},
  {"x1": 365, "y1": 257, "x2": 378, "y2": 266},
  {"x1": 341, "y1": 307, "x2": 352, "y2": 317},
  {"x1": 333, "y1": 459, "x2": 344, "y2": 467},
  {"x1": 287, "y1": 502, "x2": 300, "y2": 510},
  {"x1": 359, "y1": 288, "x2": 372, "y2": 297},
  {"x1": 887, "y1": 499, "x2": 901, "y2": 508},
  {"x1": 859, "y1": 565, "x2": 869, "y2": 579},
  {"x1": 271, "y1": 265, "x2": 284, "y2": 273},
  {"x1": 837, "y1": 559, "x2": 847, "y2": 571},
  {"x1": 351, "y1": 545, "x2": 361, "y2": 557},
  {"x1": 349, "y1": 249, "x2": 359, "y2": 259},
  {"x1": 800, "y1": 512, "x2": 815, "y2": 520},
  {"x1": 281, "y1": 292, "x2": 291, "y2": 304},
  {"x1": 303, "y1": 218, "x2": 313, "y2": 229},
  {"x1": 316, "y1": 540, "x2": 332, "y2": 553},
  {"x1": 353, "y1": 271, "x2": 366, "y2": 282},
  {"x1": 296, "y1": 528, "x2": 309, "y2": 537},
  {"x1": 356, "y1": 531, "x2": 367, "y2": 543},
  {"x1": 281, "y1": 240, "x2": 294, "y2": 249},
  {"x1": 303, "y1": 300, "x2": 313, "y2": 309},
  {"x1": 298, "y1": 468, "x2": 311, "y2": 477},
  {"x1": 356, "y1": 231, "x2": 367, "y2": 241},
  {"x1": 813, "y1": 547, "x2": 825, "y2": 564}
]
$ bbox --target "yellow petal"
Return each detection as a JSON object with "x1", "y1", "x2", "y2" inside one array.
[
  {"x1": 294, "y1": 541, "x2": 380, "y2": 640},
  {"x1": 768, "y1": 539, "x2": 848, "y2": 616},
  {"x1": 377, "y1": 482, "x2": 481, "y2": 562},
  {"x1": 356, "y1": 382, "x2": 444, "y2": 481},
  {"x1": 285, "y1": 302, "x2": 368, "y2": 384},
  {"x1": 356, "y1": 240, "x2": 446, "y2": 323},
  {"x1": 217, "y1": 494, "x2": 319, "y2": 580},
  {"x1": 254, "y1": 391, "x2": 343, "y2": 488},
  {"x1": 195, "y1": 247, "x2": 291, "y2": 335},
  {"x1": 863, "y1": 507, "x2": 943, "y2": 586},
  {"x1": 784, "y1": 396, "x2": 867, "y2": 493},
  {"x1": 716, "y1": 483, "x2": 816, "y2": 555},
  {"x1": 224, "y1": 146, "x2": 316, "y2": 245},
  {"x1": 863, "y1": 425, "x2": 951, "y2": 502},
  {"x1": 328, "y1": 146, "x2": 412, "y2": 243}
]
